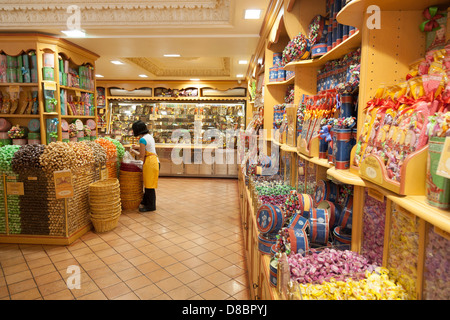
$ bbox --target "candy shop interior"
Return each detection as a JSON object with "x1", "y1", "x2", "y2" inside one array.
[{"x1": 0, "y1": 0, "x2": 449, "y2": 302}]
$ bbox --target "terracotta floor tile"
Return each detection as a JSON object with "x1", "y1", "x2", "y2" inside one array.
[
  {"x1": 204, "y1": 271, "x2": 232, "y2": 286},
  {"x1": 218, "y1": 279, "x2": 247, "y2": 296},
  {"x1": 102, "y1": 282, "x2": 131, "y2": 300},
  {"x1": 30, "y1": 264, "x2": 57, "y2": 278},
  {"x1": 43, "y1": 288, "x2": 75, "y2": 300},
  {"x1": 77, "y1": 290, "x2": 108, "y2": 300},
  {"x1": 7, "y1": 279, "x2": 36, "y2": 296},
  {"x1": 38, "y1": 279, "x2": 68, "y2": 297},
  {"x1": 10, "y1": 287, "x2": 42, "y2": 300},
  {"x1": 116, "y1": 267, "x2": 143, "y2": 282},
  {"x1": 5, "y1": 270, "x2": 33, "y2": 285},
  {"x1": 125, "y1": 275, "x2": 153, "y2": 291},
  {"x1": 134, "y1": 284, "x2": 163, "y2": 300},
  {"x1": 114, "y1": 291, "x2": 140, "y2": 300},
  {"x1": 199, "y1": 287, "x2": 230, "y2": 300},
  {"x1": 186, "y1": 278, "x2": 215, "y2": 294},
  {"x1": 145, "y1": 268, "x2": 172, "y2": 283},
  {"x1": 93, "y1": 274, "x2": 122, "y2": 289},
  {"x1": 166, "y1": 285, "x2": 197, "y2": 300},
  {"x1": 2, "y1": 263, "x2": 29, "y2": 276},
  {"x1": 136, "y1": 261, "x2": 160, "y2": 274},
  {"x1": 34, "y1": 271, "x2": 63, "y2": 287},
  {"x1": 155, "y1": 276, "x2": 183, "y2": 293},
  {"x1": 175, "y1": 269, "x2": 202, "y2": 284}
]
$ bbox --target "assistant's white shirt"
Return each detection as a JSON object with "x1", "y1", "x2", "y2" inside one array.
[{"x1": 138, "y1": 133, "x2": 160, "y2": 163}]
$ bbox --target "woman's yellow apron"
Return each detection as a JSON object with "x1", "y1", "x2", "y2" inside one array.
[{"x1": 143, "y1": 152, "x2": 159, "y2": 189}]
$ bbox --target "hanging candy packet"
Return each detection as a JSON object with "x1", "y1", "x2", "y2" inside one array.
[{"x1": 353, "y1": 85, "x2": 385, "y2": 166}]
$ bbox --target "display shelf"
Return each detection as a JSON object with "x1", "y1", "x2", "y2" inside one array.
[
  {"x1": 261, "y1": 255, "x2": 285, "y2": 300},
  {"x1": 60, "y1": 85, "x2": 95, "y2": 94},
  {"x1": 266, "y1": 76, "x2": 295, "y2": 86},
  {"x1": 0, "y1": 114, "x2": 40, "y2": 118},
  {"x1": 337, "y1": 0, "x2": 450, "y2": 29},
  {"x1": 284, "y1": 30, "x2": 361, "y2": 70},
  {"x1": 61, "y1": 115, "x2": 96, "y2": 119},
  {"x1": 387, "y1": 195, "x2": 450, "y2": 235},
  {"x1": 326, "y1": 167, "x2": 366, "y2": 187},
  {"x1": 0, "y1": 83, "x2": 38, "y2": 87}
]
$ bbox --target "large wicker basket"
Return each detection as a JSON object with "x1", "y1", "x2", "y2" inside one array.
[
  {"x1": 89, "y1": 178, "x2": 122, "y2": 232},
  {"x1": 119, "y1": 168, "x2": 143, "y2": 210}
]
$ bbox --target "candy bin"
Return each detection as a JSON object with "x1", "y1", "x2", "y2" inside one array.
[
  {"x1": 422, "y1": 224, "x2": 450, "y2": 300},
  {"x1": 360, "y1": 188, "x2": 387, "y2": 266},
  {"x1": 386, "y1": 203, "x2": 420, "y2": 300}
]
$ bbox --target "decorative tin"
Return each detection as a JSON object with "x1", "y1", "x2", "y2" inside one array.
[
  {"x1": 337, "y1": 194, "x2": 353, "y2": 230},
  {"x1": 287, "y1": 212, "x2": 309, "y2": 232},
  {"x1": 333, "y1": 128, "x2": 353, "y2": 170},
  {"x1": 308, "y1": 207, "x2": 330, "y2": 245},
  {"x1": 287, "y1": 228, "x2": 309, "y2": 255},
  {"x1": 256, "y1": 204, "x2": 285, "y2": 234},
  {"x1": 258, "y1": 233, "x2": 277, "y2": 255},
  {"x1": 298, "y1": 193, "x2": 313, "y2": 218},
  {"x1": 317, "y1": 199, "x2": 341, "y2": 231}
]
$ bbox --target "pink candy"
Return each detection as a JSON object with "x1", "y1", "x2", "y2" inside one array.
[{"x1": 288, "y1": 248, "x2": 375, "y2": 284}]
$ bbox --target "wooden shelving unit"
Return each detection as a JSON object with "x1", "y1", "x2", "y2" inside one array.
[
  {"x1": 0, "y1": 33, "x2": 99, "y2": 144},
  {"x1": 241, "y1": 0, "x2": 450, "y2": 300}
]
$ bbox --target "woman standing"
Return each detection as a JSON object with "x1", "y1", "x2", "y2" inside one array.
[{"x1": 131, "y1": 120, "x2": 159, "y2": 212}]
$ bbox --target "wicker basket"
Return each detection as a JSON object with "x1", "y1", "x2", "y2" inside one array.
[
  {"x1": 90, "y1": 213, "x2": 121, "y2": 233},
  {"x1": 121, "y1": 199, "x2": 142, "y2": 210}
]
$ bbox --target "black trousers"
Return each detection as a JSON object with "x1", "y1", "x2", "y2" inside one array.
[{"x1": 142, "y1": 188, "x2": 156, "y2": 210}]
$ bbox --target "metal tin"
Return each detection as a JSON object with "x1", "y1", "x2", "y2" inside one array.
[{"x1": 256, "y1": 204, "x2": 285, "y2": 234}]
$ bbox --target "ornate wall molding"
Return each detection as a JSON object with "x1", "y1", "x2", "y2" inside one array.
[
  {"x1": 0, "y1": 0, "x2": 230, "y2": 28},
  {"x1": 125, "y1": 57, "x2": 231, "y2": 77}
]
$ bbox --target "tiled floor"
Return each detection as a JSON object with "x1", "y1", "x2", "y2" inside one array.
[{"x1": 0, "y1": 177, "x2": 249, "y2": 300}]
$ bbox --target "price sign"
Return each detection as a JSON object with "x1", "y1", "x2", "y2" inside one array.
[{"x1": 54, "y1": 170, "x2": 74, "y2": 199}]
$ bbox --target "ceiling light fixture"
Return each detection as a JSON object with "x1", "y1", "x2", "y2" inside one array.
[
  {"x1": 138, "y1": 74, "x2": 148, "y2": 78},
  {"x1": 236, "y1": 74, "x2": 244, "y2": 78},
  {"x1": 61, "y1": 29, "x2": 86, "y2": 38},
  {"x1": 190, "y1": 79, "x2": 200, "y2": 81},
  {"x1": 238, "y1": 60, "x2": 248, "y2": 64},
  {"x1": 111, "y1": 60, "x2": 124, "y2": 65},
  {"x1": 95, "y1": 74, "x2": 104, "y2": 78},
  {"x1": 164, "y1": 54, "x2": 181, "y2": 57},
  {"x1": 245, "y1": 9, "x2": 262, "y2": 19}
]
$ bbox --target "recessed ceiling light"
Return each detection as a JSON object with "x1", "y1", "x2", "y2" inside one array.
[
  {"x1": 245, "y1": 9, "x2": 262, "y2": 19},
  {"x1": 138, "y1": 74, "x2": 148, "y2": 78},
  {"x1": 236, "y1": 74, "x2": 244, "y2": 78},
  {"x1": 190, "y1": 78, "x2": 200, "y2": 81},
  {"x1": 238, "y1": 60, "x2": 248, "y2": 65},
  {"x1": 164, "y1": 54, "x2": 181, "y2": 57},
  {"x1": 61, "y1": 29, "x2": 86, "y2": 38},
  {"x1": 111, "y1": 60, "x2": 124, "y2": 65},
  {"x1": 95, "y1": 74, "x2": 104, "y2": 78}
]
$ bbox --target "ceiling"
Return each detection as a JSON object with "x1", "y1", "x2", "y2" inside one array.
[{"x1": 0, "y1": 0, "x2": 271, "y2": 82}]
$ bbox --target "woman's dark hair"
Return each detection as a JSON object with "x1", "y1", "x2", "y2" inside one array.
[{"x1": 131, "y1": 120, "x2": 149, "y2": 137}]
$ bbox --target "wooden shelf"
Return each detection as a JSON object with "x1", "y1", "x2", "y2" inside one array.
[
  {"x1": 60, "y1": 85, "x2": 95, "y2": 94},
  {"x1": 337, "y1": 0, "x2": 450, "y2": 29},
  {"x1": 284, "y1": 30, "x2": 361, "y2": 71},
  {"x1": 326, "y1": 167, "x2": 366, "y2": 186},
  {"x1": 387, "y1": 194, "x2": 450, "y2": 234},
  {"x1": 61, "y1": 115, "x2": 95, "y2": 119},
  {"x1": 0, "y1": 114, "x2": 40, "y2": 118},
  {"x1": 266, "y1": 76, "x2": 295, "y2": 86},
  {"x1": 0, "y1": 83, "x2": 38, "y2": 87}
]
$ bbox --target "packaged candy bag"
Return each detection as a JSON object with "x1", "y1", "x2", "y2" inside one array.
[{"x1": 353, "y1": 86, "x2": 385, "y2": 166}]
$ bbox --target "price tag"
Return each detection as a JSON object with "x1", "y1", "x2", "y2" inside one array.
[
  {"x1": 43, "y1": 81, "x2": 57, "y2": 91},
  {"x1": 6, "y1": 182, "x2": 24, "y2": 195},
  {"x1": 54, "y1": 170, "x2": 74, "y2": 199}
]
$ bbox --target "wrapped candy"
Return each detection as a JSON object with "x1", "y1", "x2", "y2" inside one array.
[
  {"x1": 282, "y1": 33, "x2": 311, "y2": 66},
  {"x1": 7, "y1": 125, "x2": 27, "y2": 139}
]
